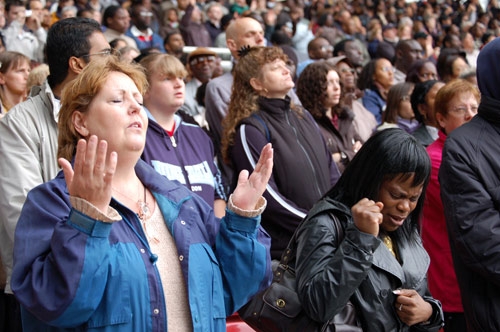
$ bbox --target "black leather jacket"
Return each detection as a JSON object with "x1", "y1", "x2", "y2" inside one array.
[{"x1": 295, "y1": 197, "x2": 444, "y2": 331}]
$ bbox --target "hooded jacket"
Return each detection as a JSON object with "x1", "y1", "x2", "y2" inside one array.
[
  {"x1": 142, "y1": 113, "x2": 226, "y2": 207},
  {"x1": 440, "y1": 37, "x2": 500, "y2": 331}
]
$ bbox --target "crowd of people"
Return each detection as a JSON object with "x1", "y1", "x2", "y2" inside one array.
[{"x1": 0, "y1": 0, "x2": 500, "y2": 330}]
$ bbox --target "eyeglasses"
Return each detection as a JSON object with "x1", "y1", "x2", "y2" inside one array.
[
  {"x1": 380, "y1": 66, "x2": 395, "y2": 73},
  {"x1": 190, "y1": 55, "x2": 215, "y2": 66},
  {"x1": 139, "y1": 11, "x2": 153, "y2": 17},
  {"x1": 449, "y1": 105, "x2": 478, "y2": 116},
  {"x1": 400, "y1": 95, "x2": 411, "y2": 101},
  {"x1": 79, "y1": 48, "x2": 116, "y2": 60},
  {"x1": 320, "y1": 45, "x2": 334, "y2": 52},
  {"x1": 340, "y1": 68, "x2": 356, "y2": 74}
]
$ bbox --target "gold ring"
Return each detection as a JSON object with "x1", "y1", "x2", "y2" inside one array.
[{"x1": 399, "y1": 303, "x2": 403, "y2": 311}]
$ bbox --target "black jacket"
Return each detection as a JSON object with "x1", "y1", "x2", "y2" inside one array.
[
  {"x1": 440, "y1": 96, "x2": 500, "y2": 331},
  {"x1": 230, "y1": 97, "x2": 340, "y2": 259},
  {"x1": 295, "y1": 197, "x2": 443, "y2": 331}
]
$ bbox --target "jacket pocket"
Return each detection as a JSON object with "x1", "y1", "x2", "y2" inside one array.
[
  {"x1": 189, "y1": 243, "x2": 226, "y2": 322},
  {"x1": 86, "y1": 244, "x2": 135, "y2": 328}
]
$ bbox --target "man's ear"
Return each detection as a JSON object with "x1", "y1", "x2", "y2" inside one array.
[
  {"x1": 72, "y1": 111, "x2": 90, "y2": 137},
  {"x1": 226, "y1": 39, "x2": 237, "y2": 54},
  {"x1": 69, "y1": 56, "x2": 86, "y2": 75}
]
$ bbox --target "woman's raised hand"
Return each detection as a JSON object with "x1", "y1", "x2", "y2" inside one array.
[
  {"x1": 351, "y1": 198, "x2": 384, "y2": 236},
  {"x1": 231, "y1": 143, "x2": 273, "y2": 211},
  {"x1": 58, "y1": 135, "x2": 117, "y2": 213}
]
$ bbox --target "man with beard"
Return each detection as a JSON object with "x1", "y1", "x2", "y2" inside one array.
[{"x1": 126, "y1": 3, "x2": 165, "y2": 52}]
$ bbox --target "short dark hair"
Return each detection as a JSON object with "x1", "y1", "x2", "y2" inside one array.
[
  {"x1": 102, "y1": 5, "x2": 121, "y2": 28},
  {"x1": 333, "y1": 38, "x2": 354, "y2": 57},
  {"x1": 325, "y1": 128, "x2": 431, "y2": 236},
  {"x1": 46, "y1": 17, "x2": 102, "y2": 89},
  {"x1": 5, "y1": 1, "x2": 25, "y2": 13},
  {"x1": 164, "y1": 29, "x2": 181, "y2": 45}
]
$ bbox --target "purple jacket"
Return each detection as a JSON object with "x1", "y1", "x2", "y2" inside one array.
[{"x1": 142, "y1": 113, "x2": 226, "y2": 207}]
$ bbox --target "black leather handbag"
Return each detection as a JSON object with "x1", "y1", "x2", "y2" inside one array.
[{"x1": 238, "y1": 213, "x2": 362, "y2": 332}]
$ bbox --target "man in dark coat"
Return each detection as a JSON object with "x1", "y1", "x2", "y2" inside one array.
[{"x1": 440, "y1": 37, "x2": 500, "y2": 331}]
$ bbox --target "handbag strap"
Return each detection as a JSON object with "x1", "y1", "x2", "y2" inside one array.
[{"x1": 275, "y1": 201, "x2": 346, "y2": 283}]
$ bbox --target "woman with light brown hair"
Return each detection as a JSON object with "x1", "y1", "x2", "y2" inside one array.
[
  {"x1": 421, "y1": 79, "x2": 479, "y2": 332},
  {"x1": 0, "y1": 51, "x2": 31, "y2": 116},
  {"x1": 222, "y1": 46, "x2": 340, "y2": 260},
  {"x1": 11, "y1": 55, "x2": 273, "y2": 331}
]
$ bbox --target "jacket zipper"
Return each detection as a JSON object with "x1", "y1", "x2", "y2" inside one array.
[
  {"x1": 284, "y1": 110, "x2": 323, "y2": 197},
  {"x1": 167, "y1": 132, "x2": 192, "y2": 189}
]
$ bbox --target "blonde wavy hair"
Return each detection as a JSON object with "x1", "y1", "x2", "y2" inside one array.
[
  {"x1": 57, "y1": 56, "x2": 148, "y2": 161},
  {"x1": 221, "y1": 46, "x2": 289, "y2": 163}
]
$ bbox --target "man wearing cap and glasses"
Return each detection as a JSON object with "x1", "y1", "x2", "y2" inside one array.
[
  {"x1": 126, "y1": 3, "x2": 165, "y2": 52},
  {"x1": 185, "y1": 47, "x2": 221, "y2": 128},
  {"x1": 0, "y1": 17, "x2": 112, "y2": 332}
]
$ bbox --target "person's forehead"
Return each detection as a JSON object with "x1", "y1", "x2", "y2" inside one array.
[
  {"x1": 376, "y1": 58, "x2": 391, "y2": 67},
  {"x1": 238, "y1": 19, "x2": 263, "y2": 35},
  {"x1": 170, "y1": 34, "x2": 183, "y2": 42},
  {"x1": 115, "y1": 8, "x2": 129, "y2": 17},
  {"x1": 345, "y1": 40, "x2": 359, "y2": 50},
  {"x1": 313, "y1": 38, "x2": 329, "y2": 47},
  {"x1": 88, "y1": 32, "x2": 110, "y2": 49},
  {"x1": 29, "y1": 0, "x2": 43, "y2": 9},
  {"x1": 10, "y1": 5, "x2": 25, "y2": 12}
]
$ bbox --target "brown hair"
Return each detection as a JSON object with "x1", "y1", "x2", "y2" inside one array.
[
  {"x1": 221, "y1": 46, "x2": 289, "y2": 163},
  {"x1": 57, "y1": 56, "x2": 148, "y2": 160},
  {"x1": 296, "y1": 60, "x2": 336, "y2": 119},
  {"x1": 0, "y1": 51, "x2": 31, "y2": 110},
  {"x1": 383, "y1": 82, "x2": 415, "y2": 124},
  {"x1": 434, "y1": 79, "x2": 480, "y2": 124},
  {"x1": 139, "y1": 53, "x2": 187, "y2": 81}
]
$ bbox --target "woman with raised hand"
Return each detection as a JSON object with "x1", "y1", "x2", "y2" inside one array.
[{"x1": 11, "y1": 56, "x2": 273, "y2": 332}]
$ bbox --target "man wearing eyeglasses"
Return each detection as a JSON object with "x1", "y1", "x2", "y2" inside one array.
[
  {"x1": 0, "y1": 18, "x2": 111, "y2": 331},
  {"x1": 184, "y1": 47, "x2": 220, "y2": 128}
]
